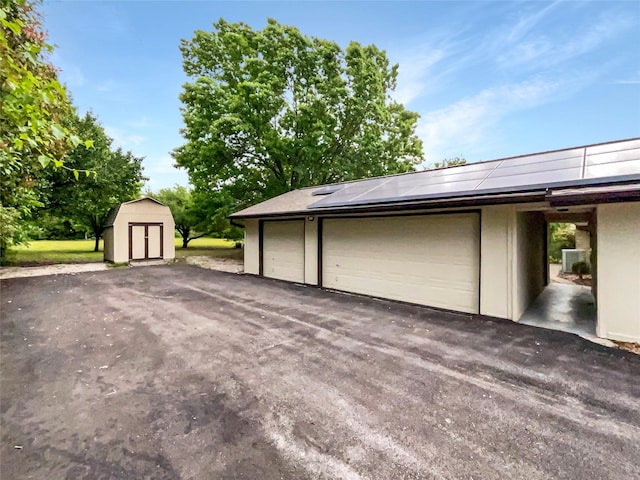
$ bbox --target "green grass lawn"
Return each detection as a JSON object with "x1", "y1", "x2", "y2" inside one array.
[
  {"x1": 2, "y1": 237, "x2": 242, "y2": 266},
  {"x1": 174, "y1": 238, "x2": 243, "y2": 261}
]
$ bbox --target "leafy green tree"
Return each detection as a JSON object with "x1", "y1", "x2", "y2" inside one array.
[
  {"x1": 429, "y1": 157, "x2": 467, "y2": 169},
  {"x1": 27, "y1": 211, "x2": 85, "y2": 240},
  {"x1": 548, "y1": 223, "x2": 575, "y2": 263},
  {"x1": 174, "y1": 18, "x2": 423, "y2": 208},
  {"x1": 41, "y1": 113, "x2": 146, "y2": 251},
  {"x1": 153, "y1": 185, "x2": 201, "y2": 248},
  {"x1": 191, "y1": 189, "x2": 243, "y2": 242},
  {"x1": 152, "y1": 185, "x2": 241, "y2": 248},
  {"x1": 153, "y1": 185, "x2": 193, "y2": 247},
  {"x1": 0, "y1": 0, "x2": 90, "y2": 256}
]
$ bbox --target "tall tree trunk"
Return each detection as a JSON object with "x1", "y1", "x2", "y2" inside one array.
[
  {"x1": 89, "y1": 215, "x2": 104, "y2": 252},
  {"x1": 179, "y1": 226, "x2": 190, "y2": 249}
]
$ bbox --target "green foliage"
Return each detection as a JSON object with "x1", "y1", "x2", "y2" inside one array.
[
  {"x1": 25, "y1": 212, "x2": 86, "y2": 240},
  {"x1": 2, "y1": 239, "x2": 103, "y2": 266},
  {"x1": 106, "y1": 262, "x2": 129, "y2": 269},
  {"x1": 0, "y1": 0, "x2": 91, "y2": 255},
  {"x1": 174, "y1": 18, "x2": 423, "y2": 208},
  {"x1": 153, "y1": 185, "x2": 201, "y2": 248},
  {"x1": 571, "y1": 260, "x2": 590, "y2": 279},
  {"x1": 2, "y1": 237, "x2": 238, "y2": 266},
  {"x1": 152, "y1": 185, "x2": 242, "y2": 247},
  {"x1": 191, "y1": 189, "x2": 243, "y2": 241},
  {"x1": 548, "y1": 223, "x2": 575, "y2": 263},
  {"x1": 429, "y1": 157, "x2": 467, "y2": 169},
  {"x1": 38, "y1": 112, "x2": 146, "y2": 251}
]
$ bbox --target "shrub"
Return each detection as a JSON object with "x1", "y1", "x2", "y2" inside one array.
[
  {"x1": 571, "y1": 261, "x2": 590, "y2": 279},
  {"x1": 548, "y1": 223, "x2": 575, "y2": 263}
]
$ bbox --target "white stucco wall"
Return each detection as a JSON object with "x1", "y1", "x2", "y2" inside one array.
[
  {"x1": 244, "y1": 218, "x2": 260, "y2": 275},
  {"x1": 107, "y1": 199, "x2": 175, "y2": 263},
  {"x1": 480, "y1": 205, "x2": 514, "y2": 319},
  {"x1": 514, "y1": 211, "x2": 547, "y2": 321},
  {"x1": 575, "y1": 229, "x2": 592, "y2": 267},
  {"x1": 304, "y1": 217, "x2": 318, "y2": 285},
  {"x1": 575, "y1": 229, "x2": 590, "y2": 251},
  {"x1": 103, "y1": 227, "x2": 115, "y2": 262},
  {"x1": 596, "y1": 202, "x2": 640, "y2": 342}
]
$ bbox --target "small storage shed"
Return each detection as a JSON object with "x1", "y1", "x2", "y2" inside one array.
[{"x1": 104, "y1": 198, "x2": 175, "y2": 263}]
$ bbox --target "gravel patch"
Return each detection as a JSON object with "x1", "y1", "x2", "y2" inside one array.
[
  {"x1": 184, "y1": 255, "x2": 244, "y2": 273},
  {"x1": 0, "y1": 263, "x2": 109, "y2": 280}
]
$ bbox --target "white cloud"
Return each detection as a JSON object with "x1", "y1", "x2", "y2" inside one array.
[
  {"x1": 497, "y1": 11, "x2": 634, "y2": 70},
  {"x1": 51, "y1": 51, "x2": 85, "y2": 88},
  {"x1": 104, "y1": 125, "x2": 148, "y2": 148},
  {"x1": 143, "y1": 156, "x2": 189, "y2": 191},
  {"x1": 393, "y1": 49, "x2": 447, "y2": 105},
  {"x1": 416, "y1": 78, "x2": 564, "y2": 164},
  {"x1": 144, "y1": 155, "x2": 177, "y2": 175},
  {"x1": 61, "y1": 65, "x2": 85, "y2": 88},
  {"x1": 95, "y1": 80, "x2": 120, "y2": 92},
  {"x1": 504, "y1": 0, "x2": 563, "y2": 44},
  {"x1": 613, "y1": 69, "x2": 640, "y2": 85},
  {"x1": 126, "y1": 117, "x2": 152, "y2": 129}
]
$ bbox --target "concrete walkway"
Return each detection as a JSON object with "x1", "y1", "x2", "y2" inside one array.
[
  {"x1": 549, "y1": 263, "x2": 574, "y2": 284},
  {"x1": 0, "y1": 263, "x2": 109, "y2": 280},
  {"x1": 0, "y1": 257, "x2": 242, "y2": 280},
  {"x1": 519, "y1": 283, "x2": 614, "y2": 347},
  {"x1": 0, "y1": 260, "x2": 170, "y2": 280}
]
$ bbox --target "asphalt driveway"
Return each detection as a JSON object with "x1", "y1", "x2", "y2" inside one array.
[{"x1": 1, "y1": 265, "x2": 639, "y2": 479}]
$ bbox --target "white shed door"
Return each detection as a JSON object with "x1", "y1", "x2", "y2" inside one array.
[
  {"x1": 131, "y1": 226, "x2": 146, "y2": 260},
  {"x1": 148, "y1": 225, "x2": 161, "y2": 258},
  {"x1": 322, "y1": 213, "x2": 480, "y2": 313},
  {"x1": 262, "y1": 220, "x2": 305, "y2": 283},
  {"x1": 129, "y1": 224, "x2": 163, "y2": 260}
]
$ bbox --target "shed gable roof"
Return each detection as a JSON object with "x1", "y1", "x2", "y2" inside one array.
[
  {"x1": 104, "y1": 197, "x2": 168, "y2": 226},
  {"x1": 231, "y1": 138, "x2": 640, "y2": 218}
]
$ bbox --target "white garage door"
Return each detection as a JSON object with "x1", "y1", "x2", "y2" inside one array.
[
  {"x1": 322, "y1": 213, "x2": 480, "y2": 313},
  {"x1": 263, "y1": 220, "x2": 305, "y2": 283}
]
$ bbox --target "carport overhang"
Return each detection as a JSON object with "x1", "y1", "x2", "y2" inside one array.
[{"x1": 546, "y1": 182, "x2": 640, "y2": 206}]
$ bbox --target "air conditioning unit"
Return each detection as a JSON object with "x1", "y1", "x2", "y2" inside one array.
[{"x1": 562, "y1": 249, "x2": 586, "y2": 273}]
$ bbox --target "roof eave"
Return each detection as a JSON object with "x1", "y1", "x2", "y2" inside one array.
[
  {"x1": 547, "y1": 185, "x2": 640, "y2": 206},
  {"x1": 230, "y1": 190, "x2": 550, "y2": 219}
]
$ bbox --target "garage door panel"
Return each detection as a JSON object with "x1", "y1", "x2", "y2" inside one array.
[
  {"x1": 322, "y1": 214, "x2": 479, "y2": 313},
  {"x1": 324, "y1": 273, "x2": 477, "y2": 312},
  {"x1": 263, "y1": 221, "x2": 305, "y2": 283}
]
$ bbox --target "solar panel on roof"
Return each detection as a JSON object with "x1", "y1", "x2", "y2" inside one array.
[{"x1": 308, "y1": 139, "x2": 640, "y2": 209}]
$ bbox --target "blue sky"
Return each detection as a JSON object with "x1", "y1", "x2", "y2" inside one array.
[{"x1": 42, "y1": 0, "x2": 640, "y2": 191}]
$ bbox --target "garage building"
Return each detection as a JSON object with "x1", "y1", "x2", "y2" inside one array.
[
  {"x1": 231, "y1": 139, "x2": 640, "y2": 343},
  {"x1": 104, "y1": 198, "x2": 175, "y2": 263}
]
